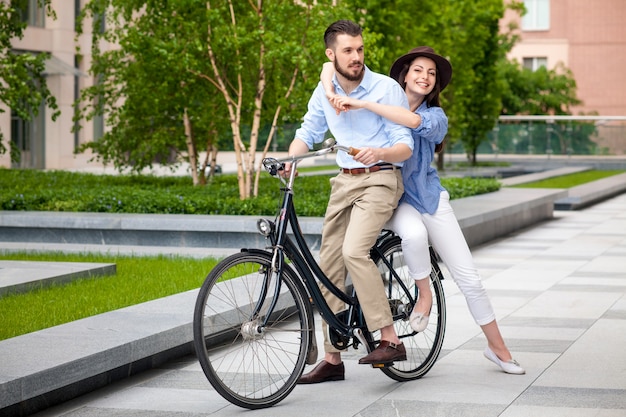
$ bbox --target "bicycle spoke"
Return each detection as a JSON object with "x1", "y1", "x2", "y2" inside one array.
[{"x1": 193, "y1": 253, "x2": 311, "y2": 409}]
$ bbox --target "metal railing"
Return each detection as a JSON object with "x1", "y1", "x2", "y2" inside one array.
[{"x1": 449, "y1": 115, "x2": 626, "y2": 157}]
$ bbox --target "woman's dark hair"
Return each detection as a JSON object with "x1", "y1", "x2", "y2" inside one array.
[{"x1": 324, "y1": 20, "x2": 362, "y2": 48}]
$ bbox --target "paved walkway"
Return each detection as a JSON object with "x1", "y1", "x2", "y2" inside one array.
[{"x1": 23, "y1": 193, "x2": 626, "y2": 417}]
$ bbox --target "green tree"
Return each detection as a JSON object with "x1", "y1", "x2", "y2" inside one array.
[
  {"x1": 500, "y1": 60, "x2": 581, "y2": 115},
  {"x1": 347, "y1": 0, "x2": 524, "y2": 166},
  {"x1": 497, "y1": 59, "x2": 590, "y2": 156},
  {"x1": 0, "y1": 0, "x2": 59, "y2": 163},
  {"x1": 75, "y1": 0, "x2": 350, "y2": 198},
  {"x1": 75, "y1": 0, "x2": 230, "y2": 186}
]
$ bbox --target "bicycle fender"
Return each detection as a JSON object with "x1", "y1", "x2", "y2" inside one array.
[{"x1": 239, "y1": 248, "x2": 271, "y2": 255}]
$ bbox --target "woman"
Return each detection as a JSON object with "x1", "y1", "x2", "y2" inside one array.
[{"x1": 322, "y1": 46, "x2": 525, "y2": 374}]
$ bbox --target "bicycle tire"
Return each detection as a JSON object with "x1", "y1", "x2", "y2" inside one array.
[
  {"x1": 193, "y1": 251, "x2": 313, "y2": 409},
  {"x1": 369, "y1": 236, "x2": 446, "y2": 381}
]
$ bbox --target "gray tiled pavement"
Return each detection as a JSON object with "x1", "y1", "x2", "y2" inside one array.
[{"x1": 22, "y1": 192, "x2": 626, "y2": 417}]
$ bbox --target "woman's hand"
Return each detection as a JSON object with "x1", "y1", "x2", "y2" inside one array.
[{"x1": 331, "y1": 96, "x2": 365, "y2": 113}]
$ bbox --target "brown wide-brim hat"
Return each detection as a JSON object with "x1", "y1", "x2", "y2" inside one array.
[{"x1": 389, "y1": 46, "x2": 452, "y2": 91}]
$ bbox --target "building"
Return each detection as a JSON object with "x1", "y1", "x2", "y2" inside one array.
[
  {"x1": 0, "y1": 0, "x2": 100, "y2": 170},
  {"x1": 2, "y1": 0, "x2": 625, "y2": 169},
  {"x1": 503, "y1": 0, "x2": 626, "y2": 116},
  {"x1": 501, "y1": 0, "x2": 626, "y2": 154}
]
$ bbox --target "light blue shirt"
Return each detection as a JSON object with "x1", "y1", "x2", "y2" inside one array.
[
  {"x1": 401, "y1": 102, "x2": 448, "y2": 214},
  {"x1": 294, "y1": 66, "x2": 414, "y2": 169}
]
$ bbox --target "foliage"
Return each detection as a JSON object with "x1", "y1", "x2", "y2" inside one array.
[
  {"x1": 0, "y1": 168, "x2": 499, "y2": 216},
  {"x1": 500, "y1": 60, "x2": 581, "y2": 115},
  {"x1": 346, "y1": 0, "x2": 525, "y2": 167},
  {"x1": 442, "y1": 177, "x2": 500, "y2": 199},
  {"x1": 74, "y1": 0, "x2": 353, "y2": 197},
  {"x1": 0, "y1": 252, "x2": 219, "y2": 340},
  {"x1": 0, "y1": 0, "x2": 59, "y2": 162}
]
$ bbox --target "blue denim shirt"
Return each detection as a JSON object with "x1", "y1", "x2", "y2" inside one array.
[
  {"x1": 294, "y1": 66, "x2": 414, "y2": 169},
  {"x1": 401, "y1": 102, "x2": 448, "y2": 214}
]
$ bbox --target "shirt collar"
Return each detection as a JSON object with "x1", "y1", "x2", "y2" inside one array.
[{"x1": 332, "y1": 65, "x2": 372, "y2": 95}]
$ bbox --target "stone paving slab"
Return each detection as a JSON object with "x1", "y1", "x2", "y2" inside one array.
[
  {"x1": 17, "y1": 192, "x2": 626, "y2": 416},
  {"x1": 0, "y1": 261, "x2": 116, "y2": 296},
  {"x1": 24, "y1": 195, "x2": 626, "y2": 417}
]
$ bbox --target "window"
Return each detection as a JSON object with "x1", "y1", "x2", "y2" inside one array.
[
  {"x1": 10, "y1": 102, "x2": 45, "y2": 169},
  {"x1": 523, "y1": 57, "x2": 547, "y2": 71},
  {"x1": 18, "y1": 0, "x2": 46, "y2": 28},
  {"x1": 522, "y1": 0, "x2": 550, "y2": 31}
]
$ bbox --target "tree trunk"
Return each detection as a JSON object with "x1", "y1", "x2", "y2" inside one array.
[
  {"x1": 182, "y1": 108, "x2": 199, "y2": 186},
  {"x1": 248, "y1": 32, "x2": 266, "y2": 199},
  {"x1": 437, "y1": 149, "x2": 445, "y2": 171}
]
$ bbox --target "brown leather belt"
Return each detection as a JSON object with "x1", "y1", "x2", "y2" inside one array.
[{"x1": 341, "y1": 163, "x2": 398, "y2": 175}]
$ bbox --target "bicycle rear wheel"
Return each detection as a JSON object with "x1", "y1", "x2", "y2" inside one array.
[
  {"x1": 371, "y1": 236, "x2": 446, "y2": 381},
  {"x1": 193, "y1": 251, "x2": 312, "y2": 409}
]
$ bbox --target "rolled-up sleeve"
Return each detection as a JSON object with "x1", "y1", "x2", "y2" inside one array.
[
  {"x1": 415, "y1": 106, "x2": 448, "y2": 145},
  {"x1": 294, "y1": 84, "x2": 329, "y2": 149}
]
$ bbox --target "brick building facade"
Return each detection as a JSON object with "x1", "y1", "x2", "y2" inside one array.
[{"x1": 503, "y1": 0, "x2": 626, "y2": 116}]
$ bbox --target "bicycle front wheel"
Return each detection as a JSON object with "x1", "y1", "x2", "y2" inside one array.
[
  {"x1": 193, "y1": 251, "x2": 312, "y2": 409},
  {"x1": 371, "y1": 237, "x2": 446, "y2": 381}
]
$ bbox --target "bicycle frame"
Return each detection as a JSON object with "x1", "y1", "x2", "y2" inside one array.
[
  {"x1": 255, "y1": 151, "x2": 416, "y2": 350},
  {"x1": 193, "y1": 147, "x2": 448, "y2": 409}
]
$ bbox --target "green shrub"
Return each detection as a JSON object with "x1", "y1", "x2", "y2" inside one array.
[
  {"x1": 442, "y1": 177, "x2": 501, "y2": 199},
  {"x1": 1, "y1": 168, "x2": 500, "y2": 217}
]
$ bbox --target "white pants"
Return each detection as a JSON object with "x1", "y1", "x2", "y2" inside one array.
[{"x1": 386, "y1": 192, "x2": 496, "y2": 325}]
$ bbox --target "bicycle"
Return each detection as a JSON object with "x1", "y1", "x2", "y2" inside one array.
[{"x1": 193, "y1": 141, "x2": 446, "y2": 409}]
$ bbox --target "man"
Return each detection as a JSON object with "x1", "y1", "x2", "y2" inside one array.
[{"x1": 284, "y1": 20, "x2": 414, "y2": 384}]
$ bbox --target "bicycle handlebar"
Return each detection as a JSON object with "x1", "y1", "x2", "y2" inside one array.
[
  {"x1": 262, "y1": 140, "x2": 361, "y2": 176},
  {"x1": 332, "y1": 144, "x2": 361, "y2": 157}
]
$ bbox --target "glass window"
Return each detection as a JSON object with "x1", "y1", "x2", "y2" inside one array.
[
  {"x1": 17, "y1": 0, "x2": 46, "y2": 28},
  {"x1": 522, "y1": 0, "x2": 550, "y2": 31},
  {"x1": 10, "y1": 102, "x2": 45, "y2": 169},
  {"x1": 523, "y1": 57, "x2": 548, "y2": 71}
]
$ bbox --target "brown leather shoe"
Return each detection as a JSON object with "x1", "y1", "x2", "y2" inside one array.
[
  {"x1": 358, "y1": 341, "x2": 407, "y2": 365},
  {"x1": 297, "y1": 360, "x2": 345, "y2": 384}
]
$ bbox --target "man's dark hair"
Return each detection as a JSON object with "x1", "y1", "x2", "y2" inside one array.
[{"x1": 324, "y1": 20, "x2": 363, "y2": 48}]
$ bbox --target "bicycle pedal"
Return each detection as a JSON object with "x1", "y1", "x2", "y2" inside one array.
[{"x1": 370, "y1": 362, "x2": 393, "y2": 369}]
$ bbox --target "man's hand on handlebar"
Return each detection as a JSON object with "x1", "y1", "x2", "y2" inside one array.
[{"x1": 352, "y1": 147, "x2": 382, "y2": 166}]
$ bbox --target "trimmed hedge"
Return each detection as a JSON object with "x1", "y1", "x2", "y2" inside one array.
[{"x1": 1, "y1": 168, "x2": 500, "y2": 217}]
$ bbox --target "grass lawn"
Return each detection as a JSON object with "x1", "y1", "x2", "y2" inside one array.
[
  {"x1": 509, "y1": 169, "x2": 625, "y2": 188},
  {"x1": 0, "y1": 252, "x2": 220, "y2": 341}
]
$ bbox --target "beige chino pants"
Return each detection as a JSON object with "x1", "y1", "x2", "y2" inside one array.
[{"x1": 319, "y1": 169, "x2": 403, "y2": 353}]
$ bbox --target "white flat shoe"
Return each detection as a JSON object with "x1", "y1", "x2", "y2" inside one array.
[
  {"x1": 483, "y1": 347, "x2": 525, "y2": 375},
  {"x1": 409, "y1": 308, "x2": 430, "y2": 332}
]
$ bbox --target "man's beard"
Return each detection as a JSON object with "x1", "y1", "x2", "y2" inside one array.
[{"x1": 335, "y1": 60, "x2": 364, "y2": 82}]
